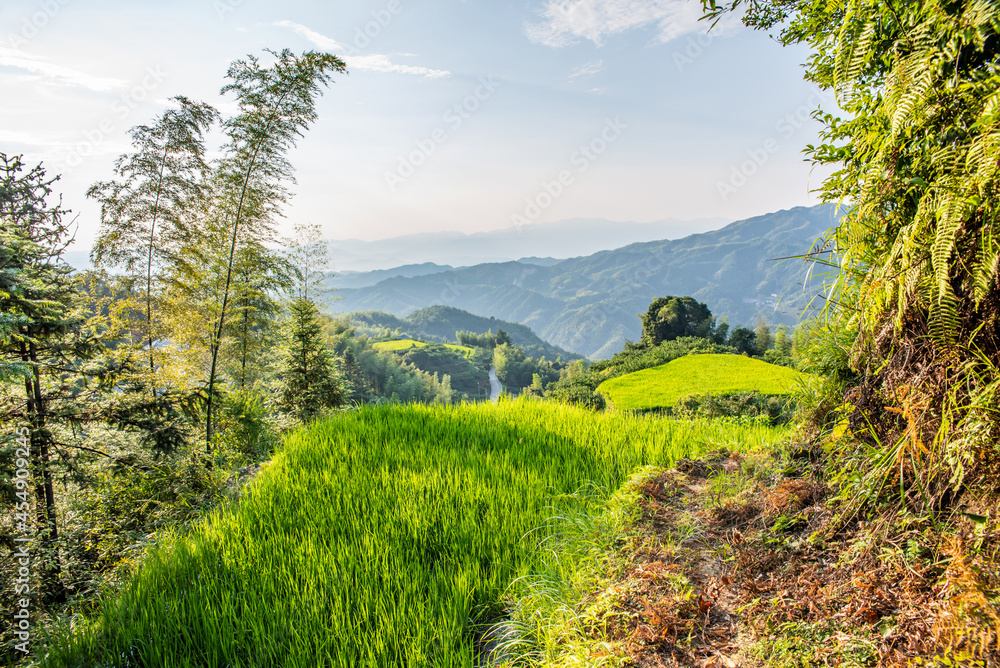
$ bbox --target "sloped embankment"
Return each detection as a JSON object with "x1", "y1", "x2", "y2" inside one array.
[{"x1": 548, "y1": 448, "x2": 993, "y2": 666}]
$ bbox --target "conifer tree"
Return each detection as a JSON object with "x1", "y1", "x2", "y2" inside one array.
[
  {"x1": 0, "y1": 154, "x2": 101, "y2": 602},
  {"x1": 278, "y1": 298, "x2": 345, "y2": 422}
]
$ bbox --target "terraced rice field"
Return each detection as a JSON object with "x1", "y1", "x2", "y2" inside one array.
[
  {"x1": 372, "y1": 339, "x2": 475, "y2": 357},
  {"x1": 598, "y1": 353, "x2": 806, "y2": 411},
  {"x1": 45, "y1": 400, "x2": 789, "y2": 667}
]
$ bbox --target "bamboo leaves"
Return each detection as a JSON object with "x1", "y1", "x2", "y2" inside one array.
[
  {"x1": 88, "y1": 49, "x2": 347, "y2": 447},
  {"x1": 204, "y1": 49, "x2": 346, "y2": 445},
  {"x1": 88, "y1": 96, "x2": 219, "y2": 378}
]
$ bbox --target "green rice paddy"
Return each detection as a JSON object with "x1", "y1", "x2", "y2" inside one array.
[
  {"x1": 372, "y1": 339, "x2": 475, "y2": 357},
  {"x1": 598, "y1": 353, "x2": 806, "y2": 411},
  {"x1": 44, "y1": 400, "x2": 789, "y2": 667}
]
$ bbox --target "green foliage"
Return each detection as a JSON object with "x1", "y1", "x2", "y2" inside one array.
[
  {"x1": 327, "y1": 324, "x2": 455, "y2": 405},
  {"x1": 277, "y1": 299, "x2": 346, "y2": 423},
  {"x1": 673, "y1": 391, "x2": 798, "y2": 426},
  {"x1": 348, "y1": 306, "x2": 579, "y2": 361},
  {"x1": 755, "y1": 317, "x2": 773, "y2": 355},
  {"x1": 456, "y1": 329, "x2": 498, "y2": 349},
  {"x1": 42, "y1": 400, "x2": 790, "y2": 666},
  {"x1": 284, "y1": 222, "x2": 330, "y2": 303},
  {"x1": 702, "y1": 0, "x2": 1000, "y2": 516},
  {"x1": 89, "y1": 95, "x2": 217, "y2": 274},
  {"x1": 543, "y1": 363, "x2": 607, "y2": 410},
  {"x1": 727, "y1": 326, "x2": 757, "y2": 355},
  {"x1": 598, "y1": 354, "x2": 807, "y2": 412},
  {"x1": 212, "y1": 390, "x2": 281, "y2": 459},
  {"x1": 204, "y1": 48, "x2": 346, "y2": 444},
  {"x1": 592, "y1": 335, "x2": 736, "y2": 377},
  {"x1": 70, "y1": 449, "x2": 230, "y2": 582},
  {"x1": 545, "y1": 337, "x2": 738, "y2": 409},
  {"x1": 0, "y1": 153, "x2": 106, "y2": 603},
  {"x1": 88, "y1": 96, "x2": 218, "y2": 379},
  {"x1": 387, "y1": 342, "x2": 487, "y2": 400},
  {"x1": 640, "y1": 295, "x2": 715, "y2": 345},
  {"x1": 227, "y1": 242, "x2": 292, "y2": 391},
  {"x1": 101, "y1": 367, "x2": 193, "y2": 455},
  {"x1": 492, "y1": 342, "x2": 561, "y2": 393}
]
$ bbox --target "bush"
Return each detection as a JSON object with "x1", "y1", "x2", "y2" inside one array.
[
  {"x1": 673, "y1": 391, "x2": 798, "y2": 426},
  {"x1": 212, "y1": 390, "x2": 282, "y2": 459}
]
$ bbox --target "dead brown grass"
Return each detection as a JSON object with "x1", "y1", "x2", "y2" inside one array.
[{"x1": 573, "y1": 450, "x2": 1000, "y2": 667}]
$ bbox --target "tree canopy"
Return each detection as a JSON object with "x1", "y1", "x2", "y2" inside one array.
[{"x1": 640, "y1": 296, "x2": 715, "y2": 346}]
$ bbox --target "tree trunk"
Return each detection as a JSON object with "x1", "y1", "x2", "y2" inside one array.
[
  {"x1": 146, "y1": 151, "x2": 168, "y2": 390},
  {"x1": 22, "y1": 341, "x2": 65, "y2": 604},
  {"x1": 240, "y1": 287, "x2": 250, "y2": 390}
]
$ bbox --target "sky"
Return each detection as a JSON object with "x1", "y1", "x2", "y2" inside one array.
[{"x1": 0, "y1": 0, "x2": 836, "y2": 253}]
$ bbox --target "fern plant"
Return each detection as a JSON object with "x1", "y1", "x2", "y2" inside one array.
[{"x1": 703, "y1": 0, "x2": 1000, "y2": 507}]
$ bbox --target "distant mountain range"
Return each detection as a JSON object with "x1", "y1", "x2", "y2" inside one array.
[
  {"x1": 327, "y1": 216, "x2": 729, "y2": 272},
  {"x1": 328, "y1": 205, "x2": 841, "y2": 360}
]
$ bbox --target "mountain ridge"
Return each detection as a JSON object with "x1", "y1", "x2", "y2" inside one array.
[
  {"x1": 332, "y1": 205, "x2": 839, "y2": 359},
  {"x1": 326, "y1": 215, "x2": 730, "y2": 272}
]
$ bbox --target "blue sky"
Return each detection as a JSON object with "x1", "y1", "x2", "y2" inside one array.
[{"x1": 0, "y1": 0, "x2": 835, "y2": 250}]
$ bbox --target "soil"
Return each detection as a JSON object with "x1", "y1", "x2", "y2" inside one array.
[{"x1": 575, "y1": 450, "x2": 991, "y2": 667}]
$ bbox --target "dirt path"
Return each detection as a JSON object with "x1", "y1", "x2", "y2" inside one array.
[{"x1": 567, "y1": 449, "x2": 959, "y2": 667}]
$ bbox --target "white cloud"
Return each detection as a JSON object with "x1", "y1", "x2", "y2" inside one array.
[
  {"x1": 348, "y1": 54, "x2": 450, "y2": 79},
  {"x1": 274, "y1": 21, "x2": 451, "y2": 79},
  {"x1": 0, "y1": 129, "x2": 53, "y2": 145},
  {"x1": 274, "y1": 20, "x2": 346, "y2": 52},
  {"x1": 525, "y1": 0, "x2": 712, "y2": 47},
  {"x1": 0, "y1": 47, "x2": 126, "y2": 91},
  {"x1": 569, "y1": 59, "x2": 604, "y2": 78}
]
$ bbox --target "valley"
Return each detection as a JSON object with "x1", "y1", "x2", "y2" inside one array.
[{"x1": 330, "y1": 205, "x2": 839, "y2": 359}]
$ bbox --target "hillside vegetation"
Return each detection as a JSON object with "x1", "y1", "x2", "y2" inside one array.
[
  {"x1": 42, "y1": 401, "x2": 789, "y2": 666},
  {"x1": 334, "y1": 206, "x2": 839, "y2": 358},
  {"x1": 598, "y1": 354, "x2": 805, "y2": 411},
  {"x1": 372, "y1": 339, "x2": 475, "y2": 357},
  {"x1": 347, "y1": 305, "x2": 578, "y2": 361}
]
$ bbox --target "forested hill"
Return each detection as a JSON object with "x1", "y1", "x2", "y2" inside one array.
[
  {"x1": 331, "y1": 205, "x2": 840, "y2": 359},
  {"x1": 346, "y1": 306, "x2": 581, "y2": 361}
]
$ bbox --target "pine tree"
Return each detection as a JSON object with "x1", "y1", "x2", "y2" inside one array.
[
  {"x1": 278, "y1": 298, "x2": 345, "y2": 422},
  {"x1": 0, "y1": 154, "x2": 101, "y2": 602}
]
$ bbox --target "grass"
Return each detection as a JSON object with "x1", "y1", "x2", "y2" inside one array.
[
  {"x1": 598, "y1": 353, "x2": 807, "y2": 411},
  {"x1": 372, "y1": 338, "x2": 428, "y2": 351},
  {"x1": 372, "y1": 338, "x2": 476, "y2": 358},
  {"x1": 43, "y1": 400, "x2": 790, "y2": 667}
]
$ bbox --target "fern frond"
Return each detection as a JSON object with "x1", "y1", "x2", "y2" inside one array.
[
  {"x1": 835, "y1": 9, "x2": 876, "y2": 105},
  {"x1": 971, "y1": 220, "x2": 1000, "y2": 305},
  {"x1": 931, "y1": 192, "x2": 968, "y2": 302},
  {"x1": 929, "y1": 279, "x2": 962, "y2": 346}
]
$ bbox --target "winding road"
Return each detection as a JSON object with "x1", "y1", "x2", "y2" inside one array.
[{"x1": 489, "y1": 366, "x2": 502, "y2": 403}]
